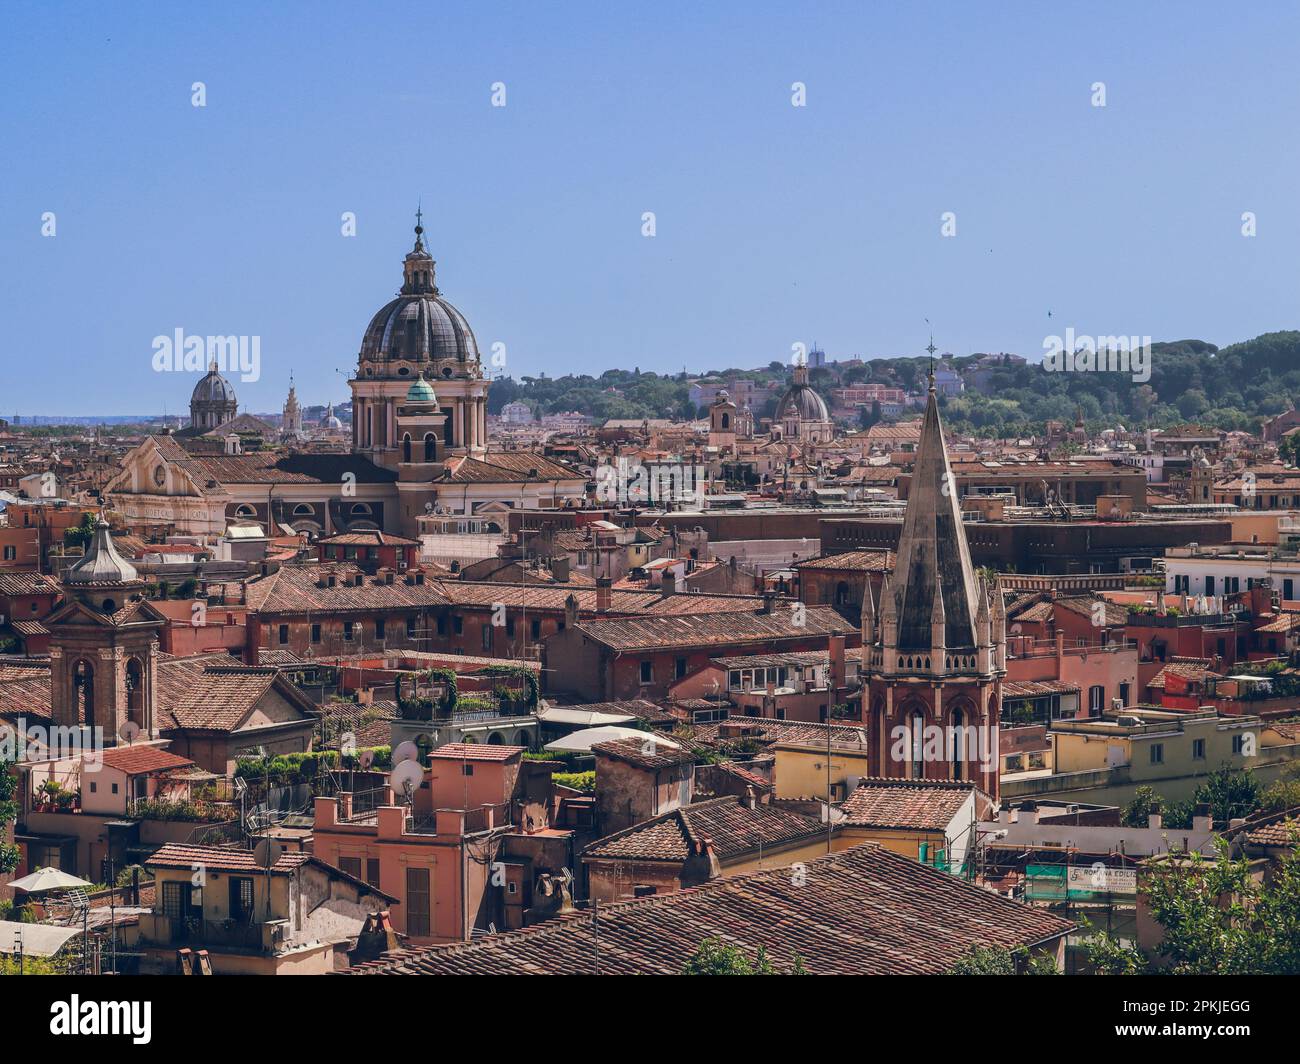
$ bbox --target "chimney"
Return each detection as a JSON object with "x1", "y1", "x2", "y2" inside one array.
[
  {"x1": 742, "y1": 785, "x2": 757, "y2": 811},
  {"x1": 385, "y1": 570, "x2": 395, "y2": 585},
  {"x1": 596, "y1": 576, "x2": 612, "y2": 614},
  {"x1": 827, "y1": 628, "x2": 846, "y2": 691},
  {"x1": 660, "y1": 571, "x2": 676, "y2": 599},
  {"x1": 680, "y1": 836, "x2": 722, "y2": 887},
  {"x1": 551, "y1": 555, "x2": 570, "y2": 583},
  {"x1": 761, "y1": 590, "x2": 778, "y2": 615},
  {"x1": 564, "y1": 592, "x2": 579, "y2": 628}
]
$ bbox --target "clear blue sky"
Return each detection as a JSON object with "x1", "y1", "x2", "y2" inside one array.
[{"x1": 3, "y1": 0, "x2": 1300, "y2": 416}]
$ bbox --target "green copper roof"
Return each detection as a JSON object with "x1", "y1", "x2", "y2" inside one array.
[{"x1": 406, "y1": 378, "x2": 437, "y2": 404}]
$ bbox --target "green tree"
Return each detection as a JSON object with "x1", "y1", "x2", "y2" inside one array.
[
  {"x1": 0, "y1": 759, "x2": 19, "y2": 875},
  {"x1": 1122, "y1": 785, "x2": 1164, "y2": 828},
  {"x1": 1139, "y1": 840, "x2": 1300, "y2": 974},
  {"x1": 947, "y1": 945, "x2": 1058, "y2": 975},
  {"x1": 682, "y1": 938, "x2": 805, "y2": 975},
  {"x1": 62, "y1": 511, "x2": 98, "y2": 550}
]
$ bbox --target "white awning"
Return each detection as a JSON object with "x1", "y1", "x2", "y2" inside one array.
[{"x1": 0, "y1": 921, "x2": 82, "y2": 958}]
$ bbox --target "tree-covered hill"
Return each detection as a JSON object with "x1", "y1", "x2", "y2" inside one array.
[{"x1": 487, "y1": 332, "x2": 1300, "y2": 437}]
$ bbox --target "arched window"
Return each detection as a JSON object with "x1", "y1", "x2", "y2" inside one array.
[
  {"x1": 234, "y1": 504, "x2": 257, "y2": 519},
  {"x1": 292, "y1": 504, "x2": 315, "y2": 518},
  {"x1": 909, "y1": 709, "x2": 925, "y2": 780},
  {"x1": 402, "y1": 434, "x2": 412, "y2": 463},
  {"x1": 424, "y1": 434, "x2": 436, "y2": 462},
  {"x1": 73, "y1": 659, "x2": 95, "y2": 731},
  {"x1": 950, "y1": 707, "x2": 966, "y2": 780},
  {"x1": 349, "y1": 503, "x2": 372, "y2": 517},
  {"x1": 835, "y1": 581, "x2": 851, "y2": 607},
  {"x1": 720, "y1": 413, "x2": 730, "y2": 429},
  {"x1": 126, "y1": 657, "x2": 145, "y2": 728}
]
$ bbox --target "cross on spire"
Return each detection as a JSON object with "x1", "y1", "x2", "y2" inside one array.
[{"x1": 926, "y1": 336, "x2": 937, "y2": 388}]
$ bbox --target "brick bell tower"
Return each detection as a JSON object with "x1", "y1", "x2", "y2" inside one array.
[
  {"x1": 47, "y1": 519, "x2": 163, "y2": 746},
  {"x1": 860, "y1": 365, "x2": 1006, "y2": 798}
]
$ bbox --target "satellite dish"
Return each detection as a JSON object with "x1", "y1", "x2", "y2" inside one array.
[
  {"x1": 252, "y1": 839, "x2": 281, "y2": 869},
  {"x1": 393, "y1": 740, "x2": 420, "y2": 764},
  {"x1": 118, "y1": 720, "x2": 141, "y2": 744},
  {"x1": 389, "y1": 759, "x2": 424, "y2": 800},
  {"x1": 358, "y1": 749, "x2": 375, "y2": 770}
]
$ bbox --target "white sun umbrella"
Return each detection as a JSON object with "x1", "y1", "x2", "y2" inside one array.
[
  {"x1": 545, "y1": 726, "x2": 682, "y2": 754},
  {"x1": 8, "y1": 867, "x2": 93, "y2": 895}
]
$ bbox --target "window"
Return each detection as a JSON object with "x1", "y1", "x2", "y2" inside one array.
[
  {"x1": 338, "y1": 856, "x2": 362, "y2": 880},
  {"x1": 1232, "y1": 734, "x2": 1247, "y2": 755},
  {"x1": 405, "y1": 869, "x2": 432, "y2": 937},
  {"x1": 1192, "y1": 738, "x2": 1206, "y2": 760},
  {"x1": 675, "y1": 657, "x2": 687, "y2": 680},
  {"x1": 229, "y1": 877, "x2": 254, "y2": 921},
  {"x1": 482, "y1": 624, "x2": 493, "y2": 651},
  {"x1": 452, "y1": 616, "x2": 463, "y2": 635},
  {"x1": 1118, "y1": 682, "x2": 1131, "y2": 707},
  {"x1": 406, "y1": 616, "x2": 417, "y2": 638},
  {"x1": 278, "y1": 624, "x2": 289, "y2": 645},
  {"x1": 462, "y1": 764, "x2": 474, "y2": 777},
  {"x1": 343, "y1": 621, "x2": 355, "y2": 641},
  {"x1": 1205, "y1": 575, "x2": 1215, "y2": 596},
  {"x1": 2, "y1": 546, "x2": 14, "y2": 561},
  {"x1": 311, "y1": 623, "x2": 321, "y2": 643},
  {"x1": 366, "y1": 858, "x2": 380, "y2": 887},
  {"x1": 639, "y1": 661, "x2": 653, "y2": 685},
  {"x1": 531, "y1": 619, "x2": 541, "y2": 640},
  {"x1": 162, "y1": 881, "x2": 198, "y2": 923},
  {"x1": 1089, "y1": 685, "x2": 1104, "y2": 716},
  {"x1": 375, "y1": 618, "x2": 386, "y2": 640},
  {"x1": 1149, "y1": 743, "x2": 1164, "y2": 765}
]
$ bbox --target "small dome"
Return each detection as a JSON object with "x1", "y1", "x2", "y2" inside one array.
[
  {"x1": 65, "y1": 519, "x2": 140, "y2": 586},
  {"x1": 191, "y1": 363, "x2": 237, "y2": 406},
  {"x1": 406, "y1": 377, "x2": 438, "y2": 404}
]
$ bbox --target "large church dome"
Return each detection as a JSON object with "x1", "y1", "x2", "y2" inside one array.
[
  {"x1": 358, "y1": 217, "x2": 480, "y2": 376},
  {"x1": 777, "y1": 367, "x2": 830, "y2": 423},
  {"x1": 191, "y1": 363, "x2": 237, "y2": 407}
]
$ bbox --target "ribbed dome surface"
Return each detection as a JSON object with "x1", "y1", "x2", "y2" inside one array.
[
  {"x1": 65, "y1": 520, "x2": 140, "y2": 586},
  {"x1": 777, "y1": 382, "x2": 830, "y2": 423},
  {"x1": 191, "y1": 365, "x2": 237, "y2": 405},
  {"x1": 360, "y1": 294, "x2": 479, "y2": 366}
]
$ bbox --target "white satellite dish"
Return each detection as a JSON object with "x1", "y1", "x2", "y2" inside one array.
[
  {"x1": 392, "y1": 740, "x2": 420, "y2": 764},
  {"x1": 118, "y1": 720, "x2": 141, "y2": 744},
  {"x1": 358, "y1": 749, "x2": 375, "y2": 770},
  {"x1": 389, "y1": 759, "x2": 424, "y2": 800}
]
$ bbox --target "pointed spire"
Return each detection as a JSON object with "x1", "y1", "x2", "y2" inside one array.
[
  {"x1": 891, "y1": 342, "x2": 981, "y2": 653},
  {"x1": 930, "y1": 571, "x2": 947, "y2": 659},
  {"x1": 861, "y1": 579, "x2": 878, "y2": 644}
]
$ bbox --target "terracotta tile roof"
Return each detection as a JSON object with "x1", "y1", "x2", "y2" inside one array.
[
  {"x1": 96, "y1": 745, "x2": 195, "y2": 775},
  {"x1": 1245, "y1": 818, "x2": 1300, "y2": 848},
  {"x1": 690, "y1": 718, "x2": 870, "y2": 749},
  {"x1": 148, "y1": 436, "x2": 396, "y2": 488},
  {"x1": 592, "y1": 737, "x2": 696, "y2": 771},
  {"x1": 0, "y1": 571, "x2": 62, "y2": 597},
  {"x1": 794, "y1": 550, "x2": 895, "y2": 572},
  {"x1": 147, "y1": 843, "x2": 311, "y2": 875},
  {"x1": 1001, "y1": 679, "x2": 1080, "y2": 698},
  {"x1": 344, "y1": 843, "x2": 1073, "y2": 975},
  {"x1": 446, "y1": 452, "x2": 583, "y2": 484},
  {"x1": 583, "y1": 795, "x2": 823, "y2": 863},
  {"x1": 245, "y1": 563, "x2": 449, "y2": 614},
  {"x1": 317, "y1": 531, "x2": 420, "y2": 547},
  {"x1": 427, "y1": 742, "x2": 525, "y2": 762},
  {"x1": 575, "y1": 606, "x2": 851, "y2": 651},
  {"x1": 155, "y1": 660, "x2": 310, "y2": 732},
  {"x1": 1148, "y1": 658, "x2": 1219, "y2": 689},
  {"x1": 838, "y1": 779, "x2": 981, "y2": 831}
]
